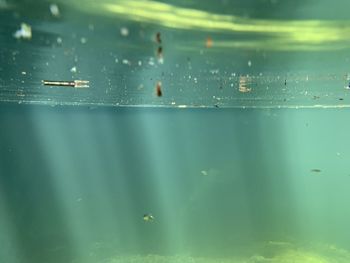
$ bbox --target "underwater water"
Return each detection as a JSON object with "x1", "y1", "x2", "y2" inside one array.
[
  {"x1": 1, "y1": 104, "x2": 350, "y2": 263},
  {"x1": 2, "y1": 0, "x2": 350, "y2": 261}
]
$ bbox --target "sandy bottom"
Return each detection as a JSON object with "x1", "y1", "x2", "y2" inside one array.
[{"x1": 100, "y1": 242, "x2": 350, "y2": 263}]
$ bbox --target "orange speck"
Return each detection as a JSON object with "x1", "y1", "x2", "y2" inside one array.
[{"x1": 206, "y1": 37, "x2": 213, "y2": 48}]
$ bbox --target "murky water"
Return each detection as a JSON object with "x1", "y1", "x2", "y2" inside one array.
[
  {"x1": 1, "y1": 0, "x2": 350, "y2": 262},
  {"x1": 0, "y1": 105, "x2": 350, "y2": 263}
]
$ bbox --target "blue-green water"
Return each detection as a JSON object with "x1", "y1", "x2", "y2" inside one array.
[
  {"x1": 1, "y1": 105, "x2": 350, "y2": 263},
  {"x1": 2, "y1": 0, "x2": 350, "y2": 261}
]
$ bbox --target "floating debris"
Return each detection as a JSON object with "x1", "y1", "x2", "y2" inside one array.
[
  {"x1": 49, "y1": 4, "x2": 60, "y2": 17},
  {"x1": 148, "y1": 58, "x2": 155, "y2": 66},
  {"x1": 238, "y1": 76, "x2": 252, "y2": 93},
  {"x1": 143, "y1": 213, "x2": 154, "y2": 222},
  {"x1": 344, "y1": 74, "x2": 350, "y2": 89},
  {"x1": 156, "y1": 81, "x2": 162, "y2": 97},
  {"x1": 157, "y1": 46, "x2": 163, "y2": 59},
  {"x1": 154, "y1": 32, "x2": 163, "y2": 63},
  {"x1": 200, "y1": 170, "x2": 208, "y2": 176},
  {"x1": 80, "y1": 37, "x2": 87, "y2": 44},
  {"x1": 56, "y1": 37, "x2": 62, "y2": 44},
  {"x1": 155, "y1": 32, "x2": 161, "y2": 44},
  {"x1": 157, "y1": 46, "x2": 164, "y2": 64},
  {"x1": 42, "y1": 80, "x2": 89, "y2": 88},
  {"x1": 70, "y1": 66, "x2": 77, "y2": 73},
  {"x1": 206, "y1": 37, "x2": 213, "y2": 48},
  {"x1": 13, "y1": 23, "x2": 32, "y2": 40},
  {"x1": 248, "y1": 60, "x2": 252, "y2": 67},
  {"x1": 200, "y1": 168, "x2": 221, "y2": 177},
  {"x1": 122, "y1": 59, "x2": 130, "y2": 65},
  {"x1": 311, "y1": 169, "x2": 321, "y2": 173},
  {"x1": 120, "y1": 27, "x2": 129, "y2": 37}
]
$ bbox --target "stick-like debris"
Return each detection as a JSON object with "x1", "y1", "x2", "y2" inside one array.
[{"x1": 42, "y1": 80, "x2": 89, "y2": 88}]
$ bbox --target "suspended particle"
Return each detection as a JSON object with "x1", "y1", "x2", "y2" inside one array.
[
  {"x1": 120, "y1": 27, "x2": 129, "y2": 37},
  {"x1": 143, "y1": 213, "x2": 154, "y2": 222},
  {"x1": 156, "y1": 81, "x2": 162, "y2": 97},
  {"x1": 238, "y1": 76, "x2": 252, "y2": 93},
  {"x1": 13, "y1": 23, "x2": 32, "y2": 39},
  {"x1": 49, "y1": 4, "x2": 60, "y2": 17},
  {"x1": 156, "y1": 46, "x2": 164, "y2": 64},
  {"x1": 157, "y1": 46, "x2": 163, "y2": 58},
  {"x1": 42, "y1": 80, "x2": 89, "y2": 88},
  {"x1": 206, "y1": 37, "x2": 213, "y2": 48},
  {"x1": 155, "y1": 32, "x2": 161, "y2": 44},
  {"x1": 310, "y1": 169, "x2": 321, "y2": 173},
  {"x1": 80, "y1": 37, "x2": 87, "y2": 44},
  {"x1": 70, "y1": 66, "x2": 77, "y2": 73}
]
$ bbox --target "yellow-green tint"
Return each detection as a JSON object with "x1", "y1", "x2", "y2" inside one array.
[{"x1": 85, "y1": 0, "x2": 350, "y2": 51}]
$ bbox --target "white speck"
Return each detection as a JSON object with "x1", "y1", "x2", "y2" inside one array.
[
  {"x1": 171, "y1": 101, "x2": 176, "y2": 105},
  {"x1": 138, "y1": 60, "x2": 142, "y2": 66},
  {"x1": 115, "y1": 58, "x2": 119, "y2": 63},
  {"x1": 21, "y1": 71, "x2": 26, "y2": 75},
  {"x1": 80, "y1": 37, "x2": 87, "y2": 44},
  {"x1": 201, "y1": 170, "x2": 208, "y2": 176},
  {"x1": 230, "y1": 83, "x2": 234, "y2": 87},
  {"x1": 336, "y1": 152, "x2": 341, "y2": 156},
  {"x1": 56, "y1": 37, "x2": 62, "y2": 44},
  {"x1": 70, "y1": 66, "x2": 77, "y2": 73},
  {"x1": 157, "y1": 56, "x2": 164, "y2": 64},
  {"x1": 76, "y1": 198, "x2": 82, "y2": 202},
  {"x1": 148, "y1": 59, "x2": 155, "y2": 66},
  {"x1": 194, "y1": 77, "x2": 198, "y2": 83},
  {"x1": 248, "y1": 60, "x2": 252, "y2": 67},
  {"x1": 13, "y1": 23, "x2": 32, "y2": 39},
  {"x1": 120, "y1": 27, "x2": 129, "y2": 37},
  {"x1": 49, "y1": 4, "x2": 60, "y2": 17},
  {"x1": 122, "y1": 59, "x2": 130, "y2": 65}
]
